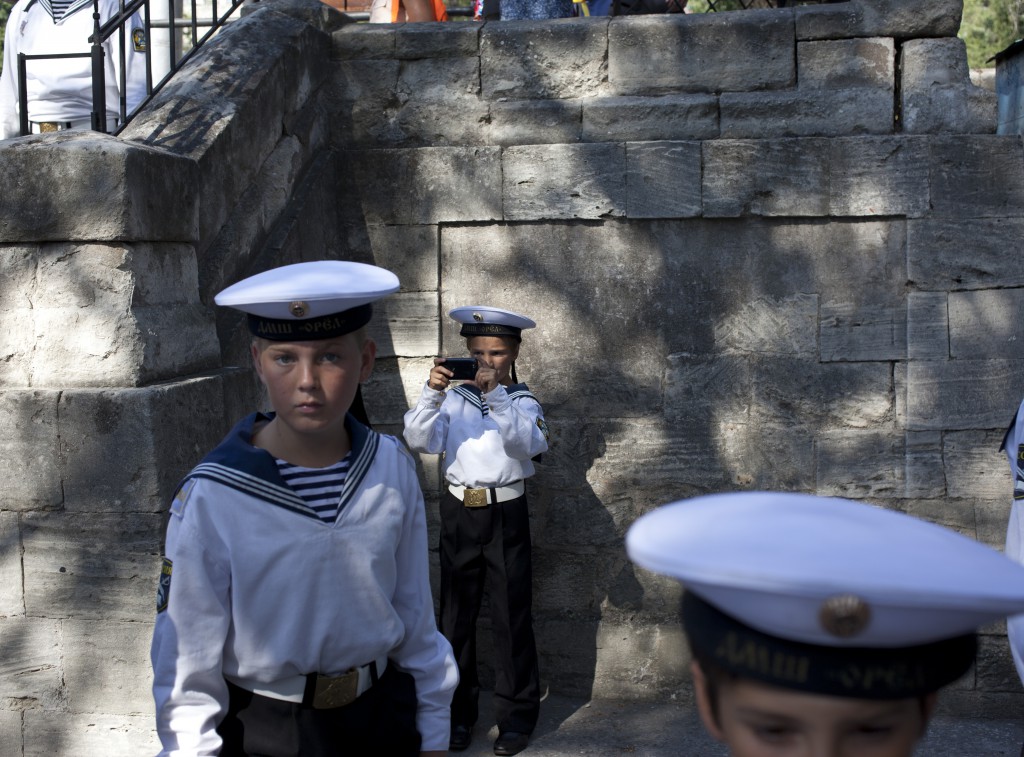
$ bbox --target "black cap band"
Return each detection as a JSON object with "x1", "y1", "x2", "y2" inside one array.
[
  {"x1": 247, "y1": 303, "x2": 373, "y2": 341},
  {"x1": 682, "y1": 592, "x2": 977, "y2": 700},
  {"x1": 459, "y1": 323, "x2": 523, "y2": 340}
]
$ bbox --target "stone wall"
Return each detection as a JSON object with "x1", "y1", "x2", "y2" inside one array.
[{"x1": 0, "y1": 0, "x2": 1020, "y2": 752}]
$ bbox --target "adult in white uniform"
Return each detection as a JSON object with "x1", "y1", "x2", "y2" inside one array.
[
  {"x1": 404, "y1": 306, "x2": 549, "y2": 757},
  {"x1": 150, "y1": 261, "x2": 457, "y2": 757},
  {"x1": 0, "y1": 0, "x2": 148, "y2": 139},
  {"x1": 1001, "y1": 401, "x2": 1024, "y2": 699}
]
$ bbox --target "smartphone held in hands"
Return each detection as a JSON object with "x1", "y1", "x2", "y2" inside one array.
[{"x1": 444, "y1": 358, "x2": 478, "y2": 381}]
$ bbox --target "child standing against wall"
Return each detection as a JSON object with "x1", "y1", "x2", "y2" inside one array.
[
  {"x1": 404, "y1": 306, "x2": 549, "y2": 757},
  {"x1": 151, "y1": 260, "x2": 457, "y2": 757}
]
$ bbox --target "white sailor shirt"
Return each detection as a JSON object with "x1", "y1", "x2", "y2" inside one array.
[
  {"x1": 403, "y1": 382, "x2": 549, "y2": 488},
  {"x1": 1004, "y1": 398, "x2": 1024, "y2": 687},
  {"x1": 0, "y1": 0, "x2": 147, "y2": 139},
  {"x1": 150, "y1": 413, "x2": 458, "y2": 756}
]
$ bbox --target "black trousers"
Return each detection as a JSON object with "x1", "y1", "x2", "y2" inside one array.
[
  {"x1": 216, "y1": 663, "x2": 420, "y2": 756},
  {"x1": 439, "y1": 489, "x2": 540, "y2": 735}
]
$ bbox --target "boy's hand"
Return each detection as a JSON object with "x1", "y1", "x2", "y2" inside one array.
[
  {"x1": 470, "y1": 363, "x2": 499, "y2": 394},
  {"x1": 429, "y1": 358, "x2": 454, "y2": 392}
]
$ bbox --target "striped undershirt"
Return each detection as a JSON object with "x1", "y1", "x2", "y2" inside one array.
[{"x1": 276, "y1": 454, "x2": 351, "y2": 523}]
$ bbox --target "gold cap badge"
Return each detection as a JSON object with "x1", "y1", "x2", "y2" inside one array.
[
  {"x1": 819, "y1": 594, "x2": 871, "y2": 638},
  {"x1": 289, "y1": 301, "x2": 308, "y2": 318}
]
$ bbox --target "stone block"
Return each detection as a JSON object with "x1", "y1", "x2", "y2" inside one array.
[
  {"x1": 371, "y1": 291, "x2": 440, "y2": 358},
  {"x1": 798, "y1": 0, "x2": 961, "y2": 39},
  {"x1": 794, "y1": 2, "x2": 863, "y2": 41},
  {"x1": 703, "y1": 139, "x2": 830, "y2": 217},
  {"x1": 829, "y1": 136, "x2": 929, "y2": 217},
  {"x1": 663, "y1": 355, "x2": 752, "y2": 423},
  {"x1": 977, "y1": 497, "x2": 1015, "y2": 549},
  {"x1": 714, "y1": 293, "x2": 818, "y2": 356},
  {"x1": 395, "y1": 23, "x2": 480, "y2": 59},
  {"x1": 360, "y1": 225, "x2": 439, "y2": 292},
  {"x1": 929, "y1": 136, "x2": 1024, "y2": 218},
  {"x1": 817, "y1": 430, "x2": 904, "y2": 499},
  {"x1": 752, "y1": 359, "x2": 893, "y2": 430},
  {"x1": 388, "y1": 100, "x2": 493, "y2": 147},
  {"x1": 625, "y1": 141, "x2": 702, "y2": 219},
  {"x1": 902, "y1": 37, "x2": 970, "y2": 89},
  {"x1": 480, "y1": 18, "x2": 608, "y2": 100},
  {"x1": 0, "y1": 617, "x2": 62, "y2": 707},
  {"x1": 331, "y1": 24, "x2": 396, "y2": 60},
  {"x1": 24, "y1": 713, "x2": 158, "y2": 757},
  {"x1": 907, "y1": 292, "x2": 950, "y2": 361},
  {"x1": 976, "y1": 634, "x2": 1024, "y2": 693},
  {"x1": 898, "y1": 360, "x2": 1024, "y2": 431},
  {"x1": 0, "y1": 512, "x2": 23, "y2": 617},
  {"x1": 22, "y1": 512, "x2": 164, "y2": 621},
  {"x1": 902, "y1": 39, "x2": 997, "y2": 134},
  {"x1": 0, "y1": 390, "x2": 61, "y2": 511},
  {"x1": 902, "y1": 496, "x2": 976, "y2": 535},
  {"x1": 591, "y1": 620, "x2": 689, "y2": 699},
  {"x1": 341, "y1": 147, "x2": 502, "y2": 224},
  {"x1": 503, "y1": 143, "x2": 626, "y2": 220},
  {"x1": 944, "y1": 430, "x2": 1010, "y2": 502},
  {"x1": 949, "y1": 289, "x2": 1024, "y2": 360},
  {"x1": 63, "y1": 619, "x2": 155, "y2": 715},
  {"x1": 608, "y1": 11, "x2": 794, "y2": 96},
  {"x1": 366, "y1": 357, "x2": 437, "y2": 427},
  {"x1": 904, "y1": 431, "x2": 946, "y2": 500},
  {"x1": 398, "y1": 57, "x2": 481, "y2": 102},
  {"x1": 908, "y1": 218, "x2": 1024, "y2": 291},
  {"x1": 798, "y1": 38, "x2": 894, "y2": 90},
  {"x1": 0, "y1": 245, "x2": 38, "y2": 310},
  {"x1": 583, "y1": 95, "x2": 719, "y2": 143},
  {"x1": 489, "y1": 100, "x2": 583, "y2": 146},
  {"x1": 57, "y1": 376, "x2": 229, "y2": 512},
  {"x1": 0, "y1": 134, "x2": 198, "y2": 243},
  {"x1": 0, "y1": 710, "x2": 19, "y2": 756},
  {"x1": 330, "y1": 59, "x2": 400, "y2": 106},
  {"x1": 820, "y1": 301, "x2": 907, "y2": 362},
  {"x1": 720, "y1": 88, "x2": 894, "y2": 138}
]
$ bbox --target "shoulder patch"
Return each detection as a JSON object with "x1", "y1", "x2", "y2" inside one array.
[
  {"x1": 132, "y1": 27, "x2": 147, "y2": 52},
  {"x1": 537, "y1": 417, "x2": 550, "y2": 442},
  {"x1": 156, "y1": 557, "x2": 172, "y2": 613}
]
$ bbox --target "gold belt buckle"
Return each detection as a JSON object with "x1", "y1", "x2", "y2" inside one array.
[
  {"x1": 38, "y1": 122, "x2": 60, "y2": 132},
  {"x1": 463, "y1": 488, "x2": 488, "y2": 508},
  {"x1": 312, "y1": 669, "x2": 359, "y2": 709}
]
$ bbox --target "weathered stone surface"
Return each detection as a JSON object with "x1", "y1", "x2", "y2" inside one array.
[
  {"x1": 480, "y1": 18, "x2": 608, "y2": 100},
  {"x1": 357, "y1": 225, "x2": 439, "y2": 292},
  {"x1": 817, "y1": 430, "x2": 904, "y2": 499},
  {"x1": 489, "y1": 100, "x2": 582, "y2": 146},
  {"x1": 395, "y1": 22, "x2": 480, "y2": 59},
  {"x1": 929, "y1": 136, "x2": 1024, "y2": 218},
  {"x1": 22, "y1": 512, "x2": 164, "y2": 621},
  {"x1": 608, "y1": 11, "x2": 794, "y2": 96},
  {"x1": 370, "y1": 291, "x2": 440, "y2": 359},
  {"x1": 897, "y1": 360, "x2": 1024, "y2": 431},
  {"x1": 703, "y1": 139, "x2": 830, "y2": 217},
  {"x1": 720, "y1": 88, "x2": 894, "y2": 138},
  {"x1": 331, "y1": 24, "x2": 396, "y2": 60},
  {"x1": 386, "y1": 100, "x2": 493, "y2": 147},
  {"x1": 0, "y1": 710, "x2": 19, "y2": 757},
  {"x1": 0, "y1": 391, "x2": 61, "y2": 511},
  {"x1": 398, "y1": 57, "x2": 481, "y2": 102},
  {"x1": 908, "y1": 218, "x2": 1024, "y2": 290},
  {"x1": 904, "y1": 431, "x2": 945, "y2": 500},
  {"x1": 0, "y1": 617, "x2": 62, "y2": 707},
  {"x1": 798, "y1": 38, "x2": 894, "y2": 90},
  {"x1": 829, "y1": 136, "x2": 929, "y2": 217},
  {"x1": 57, "y1": 377, "x2": 227, "y2": 512},
  {"x1": 903, "y1": 39, "x2": 997, "y2": 134},
  {"x1": 0, "y1": 512, "x2": 22, "y2": 617},
  {"x1": 63, "y1": 619, "x2": 154, "y2": 714},
  {"x1": 820, "y1": 301, "x2": 906, "y2": 362},
  {"x1": 24, "y1": 713, "x2": 159, "y2": 757},
  {"x1": 797, "y1": 0, "x2": 961, "y2": 39},
  {"x1": 945, "y1": 430, "x2": 1010, "y2": 502},
  {"x1": 949, "y1": 289, "x2": 1024, "y2": 360},
  {"x1": 907, "y1": 292, "x2": 950, "y2": 361},
  {"x1": 583, "y1": 95, "x2": 719, "y2": 143},
  {"x1": 503, "y1": 143, "x2": 626, "y2": 220},
  {"x1": 364, "y1": 357, "x2": 437, "y2": 427},
  {"x1": 0, "y1": 135, "x2": 198, "y2": 243},
  {"x1": 625, "y1": 141, "x2": 702, "y2": 219},
  {"x1": 714, "y1": 294, "x2": 818, "y2": 356},
  {"x1": 341, "y1": 147, "x2": 502, "y2": 224}
]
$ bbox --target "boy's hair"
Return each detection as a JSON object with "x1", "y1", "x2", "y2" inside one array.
[
  {"x1": 251, "y1": 327, "x2": 370, "y2": 352},
  {"x1": 465, "y1": 334, "x2": 520, "y2": 349}
]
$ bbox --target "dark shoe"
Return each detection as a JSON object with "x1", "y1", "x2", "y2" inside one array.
[
  {"x1": 493, "y1": 731, "x2": 529, "y2": 756},
  {"x1": 449, "y1": 724, "x2": 472, "y2": 751}
]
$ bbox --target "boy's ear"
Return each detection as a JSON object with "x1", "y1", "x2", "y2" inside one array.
[
  {"x1": 691, "y1": 660, "x2": 726, "y2": 743},
  {"x1": 360, "y1": 338, "x2": 377, "y2": 383},
  {"x1": 250, "y1": 343, "x2": 266, "y2": 382}
]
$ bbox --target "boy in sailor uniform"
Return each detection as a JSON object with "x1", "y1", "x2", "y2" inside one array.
[
  {"x1": 150, "y1": 261, "x2": 457, "y2": 757},
  {"x1": 0, "y1": 0, "x2": 148, "y2": 139},
  {"x1": 403, "y1": 306, "x2": 549, "y2": 757},
  {"x1": 626, "y1": 491, "x2": 1024, "y2": 757}
]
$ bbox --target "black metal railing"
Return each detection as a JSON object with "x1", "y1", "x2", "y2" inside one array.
[{"x1": 15, "y1": 0, "x2": 244, "y2": 136}]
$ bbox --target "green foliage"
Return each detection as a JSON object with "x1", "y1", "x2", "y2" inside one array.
[
  {"x1": 0, "y1": 0, "x2": 11, "y2": 73},
  {"x1": 961, "y1": 0, "x2": 1024, "y2": 68}
]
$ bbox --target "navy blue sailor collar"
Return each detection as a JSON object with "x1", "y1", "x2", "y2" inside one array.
[{"x1": 176, "y1": 411, "x2": 380, "y2": 521}]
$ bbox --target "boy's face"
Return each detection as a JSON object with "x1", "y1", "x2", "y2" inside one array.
[
  {"x1": 467, "y1": 335, "x2": 519, "y2": 384},
  {"x1": 692, "y1": 662, "x2": 934, "y2": 757},
  {"x1": 252, "y1": 333, "x2": 375, "y2": 441}
]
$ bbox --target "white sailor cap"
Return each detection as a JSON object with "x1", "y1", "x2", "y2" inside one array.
[
  {"x1": 626, "y1": 491, "x2": 1024, "y2": 699},
  {"x1": 215, "y1": 261, "x2": 399, "y2": 341},
  {"x1": 449, "y1": 306, "x2": 536, "y2": 341}
]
